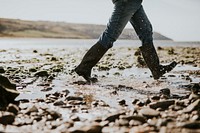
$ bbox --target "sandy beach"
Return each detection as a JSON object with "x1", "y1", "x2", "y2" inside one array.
[{"x1": 0, "y1": 39, "x2": 200, "y2": 132}]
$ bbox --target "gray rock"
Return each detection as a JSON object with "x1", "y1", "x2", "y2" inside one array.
[
  {"x1": 139, "y1": 107, "x2": 160, "y2": 118},
  {"x1": 149, "y1": 100, "x2": 175, "y2": 110}
]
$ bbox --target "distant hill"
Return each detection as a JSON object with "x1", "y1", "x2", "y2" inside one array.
[{"x1": 0, "y1": 18, "x2": 171, "y2": 40}]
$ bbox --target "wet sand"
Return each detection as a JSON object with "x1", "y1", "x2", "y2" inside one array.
[{"x1": 0, "y1": 39, "x2": 200, "y2": 132}]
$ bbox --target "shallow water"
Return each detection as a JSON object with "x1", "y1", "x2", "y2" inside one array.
[
  {"x1": 1, "y1": 38, "x2": 200, "y2": 110},
  {"x1": 0, "y1": 38, "x2": 200, "y2": 49}
]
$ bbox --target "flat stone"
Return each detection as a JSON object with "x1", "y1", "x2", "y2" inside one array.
[
  {"x1": 181, "y1": 122, "x2": 200, "y2": 129},
  {"x1": 41, "y1": 87, "x2": 52, "y2": 92},
  {"x1": 139, "y1": 107, "x2": 160, "y2": 118},
  {"x1": 184, "y1": 99, "x2": 200, "y2": 113},
  {"x1": 34, "y1": 70, "x2": 49, "y2": 77},
  {"x1": 25, "y1": 105, "x2": 38, "y2": 114},
  {"x1": 69, "y1": 123, "x2": 102, "y2": 133},
  {"x1": 53, "y1": 100, "x2": 65, "y2": 106},
  {"x1": 120, "y1": 115, "x2": 146, "y2": 123},
  {"x1": 66, "y1": 96, "x2": 83, "y2": 101},
  {"x1": 104, "y1": 112, "x2": 126, "y2": 122},
  {"x1": 149, "y1": 100, "x2": 175, "y2": 110}
]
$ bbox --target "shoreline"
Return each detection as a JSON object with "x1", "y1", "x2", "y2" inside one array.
[{"x1": 0, "y1": 40, "x2": 200, "y2": 132}]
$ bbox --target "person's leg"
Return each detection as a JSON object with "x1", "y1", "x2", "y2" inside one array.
[
  {"x1": 75, "y1": 0, "x2": 142, "y2": 82},
  {"x1": 130, "y1": 6, "x2": 177, "y2": 79},
  {"x1": 98, "y1": 0, "x2": 142, "y2": 49}
]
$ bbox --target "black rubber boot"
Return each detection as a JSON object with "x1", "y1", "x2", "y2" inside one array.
[
  {"x1": 139, "y1": 44, "x2": 177, "y2": 79},
  {"x1": 75, "y1": 42, "x2": 108, "y2": 82}
]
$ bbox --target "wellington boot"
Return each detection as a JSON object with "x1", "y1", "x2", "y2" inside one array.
[
  {"x1": 75, "y1": 42, "x2": 108, "y2": 82},
  {"x1": 140, "y1": 44, "x2": 177, "y2": 79}
]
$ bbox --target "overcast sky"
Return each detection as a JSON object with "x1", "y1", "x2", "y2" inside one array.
[{"x1": 0, "y1": 0, "x2": 199, "y2": 41}]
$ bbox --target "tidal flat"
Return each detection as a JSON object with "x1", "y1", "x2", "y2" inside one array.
[{"x1": 0, "y1": 39, "x2": 200, "y2": 132}]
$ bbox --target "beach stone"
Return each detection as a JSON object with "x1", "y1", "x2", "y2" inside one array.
[
  {"x1": 0, "y1": 75, "x2": 19, "y2": 108},
  {"x1": 7, "y1": 104, "x2": 19, "y2": 115},
  {"x1": 0, "y1": 112, "x2": 15, "y2": 125},
  {"x1": 160, "y1": 88, "x2": 171, "y2": 97},
  {"x1": 188, "y1": 93, "x2": 200, "y2": 101},
  {"x1": 116, "y1": 119, "x2": 129, "y2": 126},
  {"x1": 149, "y1": 100, "x2": 175, "y2": 110},
  {"x1": 136, "y1": 101, "x2": 144, "y2": 107},
  {"x1": 191, "y1": 83, "x2": 200, "y2": 94},
  {"x1": 66, "y1": 96, "x2": 83, "y2": 101},
  {"x1": 151, "y1": 95, "x2": 160, "y2": 101},
  {"x1": 120, "y1": 115, "x2": 146, "y2": 123},
  {"x1": 69, "y1": 123, "x2": 102, "y2": 133},
  {"x1": 104, "y1": 112, "x2": 126, "y2": 122},
  {"x1": 184, "y1": 99, "x2": 200, "y2": 113},
  {"x1": 25, "y1": 105, "x2": 38, "y2": 114},
  {"x1": 47, "y1": 110, "x2": 61, "y2": 120},
  {"x1": 70, "y1": 115, "x2": 80, "y2": 121},
  {"x1": 145, "y1": 98, "x2": 151, "y2": 105},
  {"x1": 118, "y1": 99, "x2": 126, "y2": 106},
  {"x1": 29, "y1": 68, "x2": 37, "y2": 72},
  {"x1": 41, "y1": 87, "x2": 52, "y2": 92},
  {"x1": 132, "y1": 99, "x2": 139, "y2": 104},
  {"x1": 62, "y1": 89, "x2": 70, "y2": 97},
  {"x1": 181, "y1": 122, "x2": 200, "y2": 129},
  {"x1": 0, "y1": 67, "x2": 5, "y2": 73},
  {"x1": 139, "y1": 107, "x2": 160, "y2": 118},
  {"x1": 53, "y1": 100, "x2": 65, "y2": 106},
  {"x1": 34, "y1": 70, "x2": 49, "y2": 77}
]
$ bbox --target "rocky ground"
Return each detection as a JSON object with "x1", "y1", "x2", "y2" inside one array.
[{"x1": 0, "y1": 43, "x2": 200, "y2": 133}]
